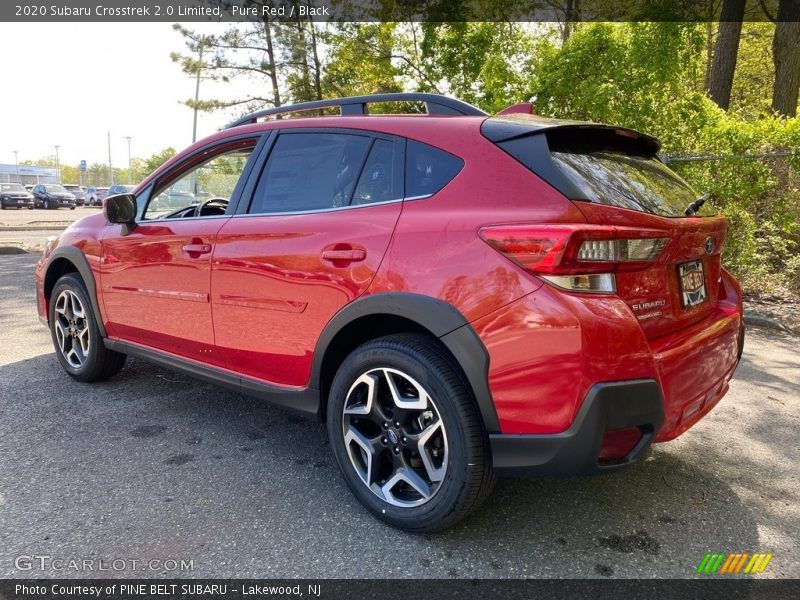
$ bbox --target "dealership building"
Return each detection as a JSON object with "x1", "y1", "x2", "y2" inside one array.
[{"x1": 0, "y1": 164, "x2": 59, "y2": 185}]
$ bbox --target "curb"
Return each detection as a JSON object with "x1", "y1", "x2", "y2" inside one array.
[
  {"x1": 0, "y1": 246, "x2": 31, "y2": 255},
  {"x1": 743, "y1": 313, "x2": 791, "y2": 333}
]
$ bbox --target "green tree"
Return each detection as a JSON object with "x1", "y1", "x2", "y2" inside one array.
[
  {"x1": 142, "y1": 147, "x2": 177, "y2": 174},
  {"x1": 413, "y1": 22, "x2": 535, "y2": 113},
  {"x1": 321, "y1": 23, "x2": 404, "y2": 98}
]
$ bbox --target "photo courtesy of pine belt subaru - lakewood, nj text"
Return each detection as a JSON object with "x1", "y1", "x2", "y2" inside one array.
[{"x1": 35, "y1": 93, "x2": 744, "y2": 532}]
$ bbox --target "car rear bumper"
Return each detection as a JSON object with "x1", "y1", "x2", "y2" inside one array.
[
  {"x1": 473, "y1": 268, "x2": 743, "y2": 473},
  {"x1": 489, "y1": 379, "x2": 664, "y2": 475}
]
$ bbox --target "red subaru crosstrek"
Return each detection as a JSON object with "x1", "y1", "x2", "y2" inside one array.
[{"x1": 36, "y1": 94, "x2": 744, "y2": 531}]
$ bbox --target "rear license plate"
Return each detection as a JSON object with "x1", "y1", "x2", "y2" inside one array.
[{"x1": 679, "y1": 260, "x2": 707, "y2": 308}]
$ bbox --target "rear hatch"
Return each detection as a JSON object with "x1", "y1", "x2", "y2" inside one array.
[{"x1": 482, "y1": 116, "x2": 726, "y2": 339}]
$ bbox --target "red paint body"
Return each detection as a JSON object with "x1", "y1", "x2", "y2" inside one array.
[{"x1": 35, "y1": 114, "x2": 743, "y2": 444}]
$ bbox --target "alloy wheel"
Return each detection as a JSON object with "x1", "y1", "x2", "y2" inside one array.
[
  {"x1": 53, "y1": 289, "x2": 90, "y2": 368},
  {"x1": 342, "y1": 367, "x2": 449, "y2": 508}
]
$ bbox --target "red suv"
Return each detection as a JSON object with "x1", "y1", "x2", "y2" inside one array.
[{"x1": 35, "y1": 94, "x2": 744, "y2": 532}]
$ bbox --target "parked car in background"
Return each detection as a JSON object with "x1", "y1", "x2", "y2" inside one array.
[
  {"x1": 24, "y1": 185, "x2": 34, "y2": 192},
  {"x1": 106, "y1": 184, "x2": 136, "y2": 199},
  {"x1": 31, "y1": 184, "x2": 76, "y2": 210},
  {"x1": 62, "y1": 184, "x2": 86, "y2": 206},
  {"x1": 85, "y1": 187, "x2": 109, "y2": 206},
  {"x1": 0, "y1": 183, "x2": 34, "y2": 209}
]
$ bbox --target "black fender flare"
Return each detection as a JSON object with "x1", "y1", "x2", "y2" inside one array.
[
  {"x1": 44, "y1": 246, "x2": 107, "y2": 338},
  {"x1": 311, "y1": 293, "x2": 501, "y2": 433}
]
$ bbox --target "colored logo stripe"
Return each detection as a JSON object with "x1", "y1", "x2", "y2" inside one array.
[{"x1": 697, "y1": 552, "x2": 773, "y2": 574}]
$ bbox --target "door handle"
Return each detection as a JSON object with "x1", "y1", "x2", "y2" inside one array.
[
  {"x1": 321, "y1": 246, "x2": 367, "y2": 265},
  {"x1": 182, "y1": 243, "x2": 212, "y2": 256}
]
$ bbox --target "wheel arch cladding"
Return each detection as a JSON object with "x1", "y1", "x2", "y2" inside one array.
[
  {"x1": 44, "y1": 247, "x2": 106, "y2": 337},
  {"x1": 312, "y1": 293, "x2": 501, "y2": 433}
]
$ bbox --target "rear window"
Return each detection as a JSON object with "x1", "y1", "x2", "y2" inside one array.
[{"x1": 550, "y1": 151, "x2": 715, "y2": 218}]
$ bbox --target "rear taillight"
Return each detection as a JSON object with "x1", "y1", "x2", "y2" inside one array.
[{"x1": 479, "y1": 224, "x2": 669, "y2": 293}]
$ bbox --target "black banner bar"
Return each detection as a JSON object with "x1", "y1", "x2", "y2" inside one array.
[
  {"x1": 2, "y1": 580, "x2": 800, "y2": 600},
  {"x1": 0, "y1": 0, "x2": 791, "y2": 23}
]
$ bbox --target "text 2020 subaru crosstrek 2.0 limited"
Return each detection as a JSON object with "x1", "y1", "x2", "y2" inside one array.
[{"x1": 36, "y1": 94, "x2": 744, "y2": 532}]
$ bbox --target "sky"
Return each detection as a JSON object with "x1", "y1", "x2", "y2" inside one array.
[{"x1": 0, "y1": 22, "x2": 254, "y2": 169}]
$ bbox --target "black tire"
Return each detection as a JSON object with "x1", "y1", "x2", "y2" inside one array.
[
  {"x1": 327, "y1": 333, "x2": 495, "y2": 532},
  {"x1": 49, "y1": 273, "x2": 126, "y2": 382},
  {"x1": 70, "y1": 206, "x2": 75, "y2": 210}
]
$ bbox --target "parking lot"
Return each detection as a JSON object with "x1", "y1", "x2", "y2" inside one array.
[
  {"x1": 0, "y1": 253, "x2": 797, "y2": 579},
  {"x1": 0, "y1": 205, "x2": 98, "y2": 253}
]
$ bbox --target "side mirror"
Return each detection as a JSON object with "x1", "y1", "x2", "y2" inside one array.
[{"x1": 105, "y1": 193, "x2": 137, "y2": 234}]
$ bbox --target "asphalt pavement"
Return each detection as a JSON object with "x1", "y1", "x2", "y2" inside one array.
[{"x1": 0, "y1": 254, "x2": 797, "y2": 579}]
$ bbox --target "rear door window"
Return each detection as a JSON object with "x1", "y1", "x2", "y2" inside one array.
[
  {"x1": 405, "y1": 140, "x2": 463, "y2": 199},
  {"x1": 550, "y1": 151, "x2": 714, "y2": 217},
  {"x1": 249, "y1": 132, "x2": 372, "y2": 214}
]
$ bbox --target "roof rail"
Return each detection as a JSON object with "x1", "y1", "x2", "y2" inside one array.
[{"x1": 224, "y1": 93, "x2": 487, "y2": 129}]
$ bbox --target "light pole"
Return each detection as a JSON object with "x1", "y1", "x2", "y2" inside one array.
[
  {"x1": 107, "y1": 131, "x2": 114, "y2": 186},
  {"x1": 54, "y1": 145, "x2": 61, "y2": 183},
  {"x1": 13, "y1": 150, "x2": 19, "y2": 184},
  {"x1": 192, "y1": 44, "x2": 204, "y2": 143},
  {"x1": 123, "y1": 136, "x2": 133, "y2": 184}
]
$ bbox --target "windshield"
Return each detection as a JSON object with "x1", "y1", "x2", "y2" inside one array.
[
  {"x1": 1, "y1": 184, "x2": 25, "y2": 192},
  {"x1": 551, "y1": 151, "x2": 716, "y2": 217},
  {"x1": 45, "y1": 185, "x2": 68, "y2": 193}
]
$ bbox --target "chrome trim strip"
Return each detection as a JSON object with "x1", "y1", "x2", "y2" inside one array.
[{"x1": 231, "y1": 197, "x2": 403, "y2": 218}]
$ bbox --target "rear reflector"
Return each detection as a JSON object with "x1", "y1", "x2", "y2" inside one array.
[
  {"x1": 599, "y1": 427, "x2": 643, "y2": 463},
  {"x1": 479, "y1": 224, "x2": 670, "y2": 292}
]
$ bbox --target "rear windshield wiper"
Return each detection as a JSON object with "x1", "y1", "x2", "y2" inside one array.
[{"x1": 684, "y1": 193, "x2": 709, "y2": 216}]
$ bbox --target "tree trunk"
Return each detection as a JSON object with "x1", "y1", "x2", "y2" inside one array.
[
  {"x1": 561, "y1": 0, "x2": 578, "y2": 45},
  {"x1": 707, "y1": 0, "x2": 746, "y2": 110},
  {"x1": 771, "y1": 0, "x2": 800, "y2": 117},
  {"x1": 309, "y1": 21, "x2": 323, "y2": 101},
  {"x1": 704, "y1": 21, "x2": 714, "y2": 90},
  {"x1": 262, "y1": 18, "x2": 282, "y2": 108}
]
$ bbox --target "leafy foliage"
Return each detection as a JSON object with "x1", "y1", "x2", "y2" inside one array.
[{"x1": 529, "y1": 22, "x2": 800, "y2": 293}]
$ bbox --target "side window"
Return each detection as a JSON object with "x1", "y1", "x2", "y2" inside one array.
[
  {"x1": 249, "y1": 133, "x2": 371, "y2": 214},
  {"x1": 352, "y1": 139, "x2": 397, "y2": 205},
  {"x1": 405, "y1": 140, "x2": 464, "y2": 199},
  {"x1": 143, "y1": 140, "x2": 255, "y2": 220}
]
